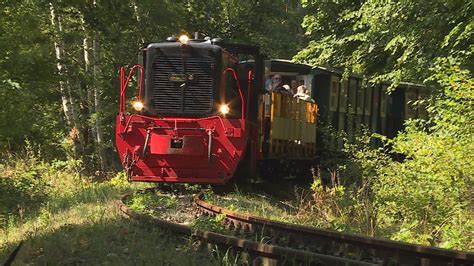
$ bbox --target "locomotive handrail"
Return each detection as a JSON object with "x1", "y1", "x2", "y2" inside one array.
[
  {"x1": 119, "y1": 64, "x2": 144, "y2": 114},
  {"x1": 223, "y1": 67, "x2": 245, "y2": 119},
  {"x1": 119, "y1": 114, "x2": 229, "y2": 136}
]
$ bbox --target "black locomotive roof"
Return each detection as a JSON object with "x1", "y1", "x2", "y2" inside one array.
[
  {"x1": 147, "y1": 41, "x2": 222, "y2": 51},
  {"x1": 146, "y1": 40, "x2": 260, "y2": 58}
]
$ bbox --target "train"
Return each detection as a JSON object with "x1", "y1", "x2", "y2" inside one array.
[{"x1": 116, "y1": 34, "x2": 428, "y2": 184}]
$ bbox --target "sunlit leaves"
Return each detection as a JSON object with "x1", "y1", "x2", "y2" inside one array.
[{"x1": 296, "y1": 0, "x2": 473, "y2": 82}]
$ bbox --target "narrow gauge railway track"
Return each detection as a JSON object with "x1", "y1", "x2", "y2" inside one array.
[
  {"x1": 194, "y1": 193, "x2": 474, "y2": 265},
  {"x1": 117, "y1": 188, "x2": 473, "y2": 265},
  {"x1": 117, "y1": 189, "x2": 375, "y2": 265}
]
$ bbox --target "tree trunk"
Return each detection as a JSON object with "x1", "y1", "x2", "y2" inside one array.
[
  {"x1": 49, "y1": 2, "x2": 75, "y2": 127},
  {"x1": 93, "y1": 32, "x2": 107, "y2": 172},
  {"x1": 79, "y1": 14, "x2": 91, "y2": 158},
  {"x1": 80, "y1": 8, "x2": 106, "y2": 172},
  {"x1": 49, "y1": 2, "x2": 81, "y2": 155}
]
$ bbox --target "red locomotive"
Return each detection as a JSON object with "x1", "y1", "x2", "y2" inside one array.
[{"x1": 116, "y1": 34, "x2": 318, "y2": 184}]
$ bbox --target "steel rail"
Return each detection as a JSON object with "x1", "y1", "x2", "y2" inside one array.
[
  {"x1": 194, "y1": 193, "x2": 474, "y2": 265},
  {"x1": 117, "y1": 193, "x2": 375, "y2": 265}
]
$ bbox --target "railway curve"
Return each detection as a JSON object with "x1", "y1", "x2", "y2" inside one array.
[{"x1": 117, "y1": 189, "x2": 474, "y2": 265}]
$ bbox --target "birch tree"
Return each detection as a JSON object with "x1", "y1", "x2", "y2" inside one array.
[
  {"x1": 49, "y1": 1, "x2": 83, "y2": 156},
  {"x1": 49, "y1": 2, "x2": 75, "y2": 127}
]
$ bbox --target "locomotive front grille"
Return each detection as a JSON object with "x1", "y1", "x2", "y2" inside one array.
[{"x1": 152, "y1": 56, "x2": 215, "y2": 115}]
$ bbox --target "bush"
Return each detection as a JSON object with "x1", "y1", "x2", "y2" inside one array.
[
  {"x1": 373, "y1": 62, "x2": 473, "y2": 249},
  {"x1": 308, "y1": 62, "x2": 473, "y2": 251},
  {"x1": 0, "y1": 151, "x2": 50, "y2": 227},
  {"x1": 308, "y1": 130, "x2": 389, "y2": 235},
  {"x1": 0, "y1": 147, "x2": 85, "y2": 229}
]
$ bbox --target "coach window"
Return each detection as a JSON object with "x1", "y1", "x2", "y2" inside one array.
[
  {"x1": 365, "y1": 85, "x2": 372, "y2": 117},
  {"x1": 339, "y1": 79, "x2": 348, "y2": 113},
  {"x1": 329, "y1": 75, "x2": 339, "y2": 112},
  {"x1": 405, "y1": 88, "x2": 417, "y2": 119},
  {"x1": 357, "y1": 80, "x2": 364, "y2": 115},
  {"x1": 418, "y1": 89, "x2": 429, "y2": 119},
  {"x1": 349, "y1": 78, "x2": 357, "y2": 114},
  {"x1": 371, "y1": 85, "x2": 380, "y2": 131},
  {"x1": 380, "y1": 85, "x2": 387, "y2": 117}
]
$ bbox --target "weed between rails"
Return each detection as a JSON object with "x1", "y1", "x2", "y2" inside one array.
[
  {"x1": 204, "y1": 189, "x2": 302, "y2": 225},
  {"x1": 127, "y1": 189, "x2": 230, "y2": 234}
]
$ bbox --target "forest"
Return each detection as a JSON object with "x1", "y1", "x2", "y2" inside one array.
[{"x1": 1, "y1": 0, "x2": 472, "y2": 264}]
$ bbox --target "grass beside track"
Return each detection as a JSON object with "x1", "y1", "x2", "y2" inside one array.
[
  {"x1": 204, "y1": 188, "x2": 323, "y2": 228},
  {"x1": 0, "y1": 173, "x2": 220, "y2": 265}
]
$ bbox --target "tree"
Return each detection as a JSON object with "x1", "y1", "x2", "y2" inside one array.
[
  {"x1": 0, "y1": 1, "x2": 62, "y2": 156},
  {"x1": 182, "y1": 0, "x2": 306, "y2": 58},
  {"x1": 295, "y1": 0, "x2": 473, "y2": 83}
]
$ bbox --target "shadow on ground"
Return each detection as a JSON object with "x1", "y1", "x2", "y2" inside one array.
[{"x1": 1, "y1": 214, "x2": 218, "y2": 265}]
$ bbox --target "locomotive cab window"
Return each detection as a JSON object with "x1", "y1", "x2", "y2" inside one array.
[
  {"x1": 219, "y1": 51, "x2": 243, "y2": 118},
  {"x1": 222, "y1": 71, "x2": 242, "y2": 118}
]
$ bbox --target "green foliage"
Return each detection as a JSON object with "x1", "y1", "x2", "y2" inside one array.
[
  {"x1": 373, "y1": 63, "x2": 473, "y2": 249},
  {"x1": 0, "y1": 154, "x2": 50, "y2": 227},
  {"x1": 296, "y1": 0, "x2": 473, "y2": 251},
  {"x1": 309, "y1": 105, "x2": 473, "y2": 250},
  {"x1": 296, "y1": 0, "x2": 473, "y2": 82},
  {"x1": 109, "y1": 172, "x2": 130, "y2": 189},
  {"x1": 0, "y1": 2, "x2": 61, "y2": 155},
  {"x1": 307, "y1": 130, "x2": 389, "y2": 235},
  {"x1": 182, "y1": 0, "x2": 305, "y2": 58},
  {"x1": 0, "y1": 147, "x2": 87, "y2": 228}
]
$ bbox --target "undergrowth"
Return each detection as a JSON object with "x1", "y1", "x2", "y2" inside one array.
[{"x1": 0, "y1": 149, "x2": 221, "y2": 265}]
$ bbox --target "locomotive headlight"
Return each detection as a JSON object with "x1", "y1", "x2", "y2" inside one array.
[
  {"x1": 219, "y1": 104, "x2": 230, "y2": 115},
  {"x1": 179, "y1": 34, "x2": 189, "y2": 44},
  {"x1": 132, "y1": 101, "x2": 144, "y2": 111}
]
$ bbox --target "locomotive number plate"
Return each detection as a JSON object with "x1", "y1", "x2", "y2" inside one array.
[{"x1": 169, "y1": 73, "x2": 197, "y2": 82}]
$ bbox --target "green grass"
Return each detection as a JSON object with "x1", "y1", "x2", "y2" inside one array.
[
  {"x1": 128, "y1": 191, "x2": 178, "y2": 215},
  {"x1": 0, "y1": 157, "x2": 221, "y2": 265},
  {"x1": 204, "y1": 189, "x2": 304, "y2": 225},
  {"x1": 204, "y1": 187, "x2": 372, "y2": 234}
]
